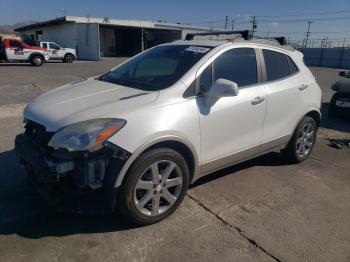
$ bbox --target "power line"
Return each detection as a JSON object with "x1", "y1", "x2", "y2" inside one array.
[
  {"x1": 257, "y1": 16, "x2": 350, "y2": 23},
  {"x1": 257, "y1": 9, "x2": 350, "y2": 18},
  {"x1": 256, "y1": 31, "x2": 350, "y2": 35}
]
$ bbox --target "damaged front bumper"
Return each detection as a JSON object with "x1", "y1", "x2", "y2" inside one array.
[{"x1": 15, "y1": 133, "x2": 130, "y2": 214}]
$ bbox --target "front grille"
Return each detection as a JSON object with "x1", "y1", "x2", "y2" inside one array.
[{"x1": 25, "y1": 121, "x2": 54, "y2": 148}]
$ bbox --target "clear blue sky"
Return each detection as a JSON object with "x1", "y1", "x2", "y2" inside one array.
[{"x1": 1, "y1": 0, "x2": 350, "y2": 46}]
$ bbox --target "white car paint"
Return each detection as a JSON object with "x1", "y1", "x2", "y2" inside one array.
[{"x1": 23, "y1": 40, "x2": 322, "y2": 185}]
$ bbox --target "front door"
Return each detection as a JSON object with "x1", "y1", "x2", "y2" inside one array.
[
  {"x1": 198, "y1": 48, "x2": 266, "y2": 174},
  {"x1": 48, "y1": 42, "x2": 62, "y2": 59}
]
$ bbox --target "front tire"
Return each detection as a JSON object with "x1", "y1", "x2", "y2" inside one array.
[
  {"x1": 118, "y1": 148, "x2": 189, "y2": 225},
  {"x1": 30, "y1": 55, "x2": 43, "y2": 66},
  {"x1": 63, "y1": 54, "x2": 74, "y2": 63},
  {"x1": 282, "y1": 116, "x2": 317, "y2": 163}
]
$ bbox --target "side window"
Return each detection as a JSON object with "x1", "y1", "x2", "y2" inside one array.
[
  {"x1": 42, "y1": 43, "x2": 47, "y2": 49},
  {"x1": 198, "y1": 64, "x2": 212, "y2": 93},
  {"x1": 213, "y1": 48, "x2": 258, "y2": 87},
  {"x1": 263, "y1": 49, "x2": 291, "y2": 81},
  {"x1": 49, "y1": 43, "x2": 60, "y2": 50},
  {"x1": 9, "y1": 40, "x2": 22, "y2": 48},
  {"x1": 288, "y1": 56, "x2": 299, "y2": 75}
]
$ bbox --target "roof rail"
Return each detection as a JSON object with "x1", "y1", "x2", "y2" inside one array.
[
  {"x1": 185, "y1": 30, "x2": 287, "y2": 46},
  {"x1": 185, "y1": 30, "x2": 252, "y2": 41}
]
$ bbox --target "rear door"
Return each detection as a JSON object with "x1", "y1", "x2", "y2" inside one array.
[{"x1": 260, "y1": 48, "x2": 309, "y2": 150}]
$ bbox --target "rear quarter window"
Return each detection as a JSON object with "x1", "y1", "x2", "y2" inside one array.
[
  {"x1": 287, "y1": 56, "x2": 299, "y2": 75},
  {"x1": 263, "y1": 49, "x2": 295, "y2": 81}
]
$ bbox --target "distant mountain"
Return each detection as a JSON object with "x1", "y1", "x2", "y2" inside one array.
[{"x1": 0, "y1": 21, "x2": 40, "y2": 33}]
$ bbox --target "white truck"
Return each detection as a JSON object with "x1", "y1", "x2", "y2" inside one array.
[
  {"x1": 0, "y1": 37, "x2": 49, "y2": 66},
  {"x1": 39, "y1": 41, "x2": 76, "y2": 63}
]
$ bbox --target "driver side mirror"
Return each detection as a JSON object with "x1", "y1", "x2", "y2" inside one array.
[{"x1": 206, "y1": 78, "x2": 239, "y2": 98}]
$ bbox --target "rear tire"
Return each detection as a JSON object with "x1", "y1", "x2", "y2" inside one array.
[
  {"x1": 63, "y1": 54, "x2": 74, "y2": 63},
  {"x1": 30, "y1": 55, "x2": 43, "y2": 66},
  {"x1": 118, "y1": 148, "x2": 189, "y2": 226},
  {"x1": 282, "y1": 116, "x2": 317, "y2": 163}
]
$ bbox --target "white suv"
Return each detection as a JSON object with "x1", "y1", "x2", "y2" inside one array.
[{"x1": 15, "y1": 37, "x2": 322, "y2": 225}]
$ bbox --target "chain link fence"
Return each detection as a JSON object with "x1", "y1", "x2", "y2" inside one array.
[{"x1": 302, "y1": 47, "x2": 350, "y2": 69}]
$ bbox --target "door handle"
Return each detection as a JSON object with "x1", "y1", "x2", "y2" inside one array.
[
  {"x1": 252, "y1": 96, "x2": 265, "y2": 105},
  {"x1": 298, "y1": 84, "x2": 308, "y2": 90}
]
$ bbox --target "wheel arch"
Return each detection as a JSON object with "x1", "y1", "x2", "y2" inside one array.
[
  {"x1": 64, "y1": 53, "x2": 76, "y2": 60},
  {"x1": 28, "y1": 52, "x2": 44, "y2": 61},
  {"x1": 114, "y1": 136, "x2": 200, "y2": 188},
  {"x1": 290, "y1": 107, "x2": 321, "y2": 137},
  {"x1": 305, "y1": 109, "x2": 321, "y2": 127}
]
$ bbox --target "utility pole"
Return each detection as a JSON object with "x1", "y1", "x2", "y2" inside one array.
[
  {"x1": 209, "y1": 22, "x2": 213, "y2": 34},
  {"x1": 338, "y1": 38, "x2": 346, "y2": 68},
  {"x1": 61, "y1": 8, "x2": 67, "y2": 17},
  {"x1": 303, "y1": 21, "x2": 312, "y2": 48},
  {"x1": 224, "y1": 16, "x2": 228, "y2": 30},
  {"x1": 251, "y1": 16, "x2": 257, "y2": 37},
  {"x1": 231, "y1": 19, "x2": 235, "y2": 30}
]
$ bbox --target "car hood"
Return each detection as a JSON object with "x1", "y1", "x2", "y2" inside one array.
[{"x1": 24, "y1": 79, "x2": 158, "y2": 131}]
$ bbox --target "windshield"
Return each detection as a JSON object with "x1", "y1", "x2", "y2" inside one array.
[{"x1": 100, "y1": 45, "x2": 212, "y2": 91}]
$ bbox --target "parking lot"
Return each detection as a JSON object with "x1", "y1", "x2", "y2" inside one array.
[{"x1": 0, "y1": 59, "x2": 349, "y2": 261}]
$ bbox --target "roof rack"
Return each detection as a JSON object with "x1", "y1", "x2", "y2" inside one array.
[
  {"x1": 254, "y1": 36, "x2": 287, "y2": 45},
  {"x1": 185, "y1": 30, "x2": 252, "y2": 41},
  {"x1": 185, "y1": 30, "x2": 287, "y2": 46}
]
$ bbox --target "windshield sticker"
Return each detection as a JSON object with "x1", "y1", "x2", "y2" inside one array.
[{"x1": 185, "y1": 46, "x2": 210, "y2": 53}]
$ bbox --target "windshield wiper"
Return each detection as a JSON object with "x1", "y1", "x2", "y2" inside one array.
[{"x1": 101, "y1": 77, "x2": 143, "y2": 89}]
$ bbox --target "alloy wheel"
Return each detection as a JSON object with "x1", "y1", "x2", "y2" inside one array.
[
  {"x1": 296, "y1": 122, "x2": 315, "y2": 158},
  {"x1": 133, "y1": 160, "x2": 183, "y2": 216}
]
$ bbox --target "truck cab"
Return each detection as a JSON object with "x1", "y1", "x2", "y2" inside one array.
[
  {"x1": 40, "y1": 41, "x2": 76, "y2": 63},
  {"x1": 0, "y1": 37, "x2": 49, "y2": 66}
]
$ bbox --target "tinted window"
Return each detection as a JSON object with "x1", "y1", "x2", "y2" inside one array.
[
  {"x1": 199, "y1": 64, "x2": 212, "y2": 93},
  {"x1": 49, "y1": 43, "x2": 60, "y2": 49},
  {"x1": 213, "y1": 48, "x2": 257, "y2": 87},
  {"x1": 288, "y1": 56, "x2": 299, "y2": 75},
  {"x1": 263, "y1": 50, "x2": 291, "y2": 81},
  {"x1": 42, "y1": 43, "x2": 47, "y2": 49},
  {"x1": 9, "y1": 40, "x2": 22, "y2": 48}
]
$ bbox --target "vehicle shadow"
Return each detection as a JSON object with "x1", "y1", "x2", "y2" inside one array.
[
  {"x1": 0, "y1": 63, "x2": 32, "y2": 66},
  {"x1": 191, "y1": 152, "x2": 286, "y2": 188},
  {"x1": 0, "y1": 149, "x2": 136, "y2": 239}
]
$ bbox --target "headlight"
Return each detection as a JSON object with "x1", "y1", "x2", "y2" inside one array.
[{"x1": 48, "y1": 118, "x2": 126, "y2": 151}]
